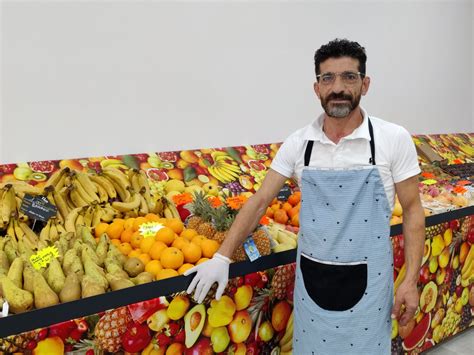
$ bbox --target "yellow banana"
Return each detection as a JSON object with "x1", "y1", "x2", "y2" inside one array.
[
  {"x1": 111, "y1": 193, "x2": 141, "y2": 212},
  {"x1": 18, "y1": 221, "x2": 39, "y2": 247},
  {"x1": 90, "y1": 175, "x2": 117, "y2": 200},
  {"x1": 211, "y1": 151, "x2": 231, "y2": 161},
  {"x1": 219, "y1": 162, "x2": 241, "y2": 174},
  {"x1": 56, "y1": 221, "x2": 67, "y2": 236},
  {"x1": 138, "y1": 194, "x2": 149, "y2": 216},
  {"x1": 101, "y1": 205, "x2": 117, "y2": 222},
  {"x1": 75, "y1": 212, "x2": 85, "y2": 228},
  {"x1": 102, "y1": 167, "x2": 131, "y2": 190},
  {"x1": 49, "y1": 219, "x2": 59, "y2": 242},
  {"x1": 162, "y1": 197, "x2": 180, "y2": 219},
  {"x1": 130, "y1": 170, "x2": 141, "y2": 193},
  {"x1": 93, "y1": 182, "x2": 109, "y2": 203},
  {"x1": 6, "y1": 220, "x2": 18, "y2": 249},
  {"x1": 151, "y1": 197, "x2": 164, "y2": 216},
  {"x1": 76, "y1": 172, "x2": 98, "y2": 194},
  {"x1": 100, "y1": 159, "x2": 123, "y2": 168},
  {"x1": 91, "y1": 204, "x2": 104, "y2": 228},
  {"x1": 44, "y1": 167, "x2": 69, "y2": 189},
  {"x1": 102, "y1": 174, "x2": 130, "y2": 202},
  {"x1": 208, "y1": 166, "x2": 230, "y2": 183},
  {"x1": 461, "y1": 245, "x2": 474, "y2": 275},
  {"x1": 53, "y1": 187, "x2": 70, "y2": 221},
  {"x1": 70, "y1": 187, "x2": 89, "y2": 208},
  {"x1": 40, "y1": 219, "x2": 52, "y2": 243},
  {"x1": 65, "y1": 207, "x2": 82, "y2": 233},
  {"x1": 83, "y1": 205, "x2": 94, "y2": 228},
  {"x1": 216, "y1": 166, "x2": 237, "y2": 182},
  {"x1": 0, "y1": 181, "x2": 42, "y2": 195},
  {"x1": 1, "y1": 185, "x2": 15, "y2": 227},
  {"x1": 72, "y1": 179, "x2": 99, "y2": 204},
  {"x1": 137, "y1": 172, "x2": 155, "y2": 211}
]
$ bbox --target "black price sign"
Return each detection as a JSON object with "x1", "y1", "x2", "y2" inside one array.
[
  {"x1": 277, "y1": 185, "x2": 292, "y2": 201},
  {"x1": 20, "y1": 194, "x2": 57, "y2": 222}
]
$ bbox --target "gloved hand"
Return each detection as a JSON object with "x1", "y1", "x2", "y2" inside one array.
[{"x1": 184, "y1": 253, "x2": 231, "y2": 304}]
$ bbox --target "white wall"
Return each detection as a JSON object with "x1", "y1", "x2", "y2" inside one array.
[{"x1": 1, "y1": 0, "x2": 472, "y2": 164}]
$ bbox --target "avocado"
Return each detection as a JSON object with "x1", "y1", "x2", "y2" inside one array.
[{"x1": 184, "y1": 304, "x2": 206, "y2": 348}]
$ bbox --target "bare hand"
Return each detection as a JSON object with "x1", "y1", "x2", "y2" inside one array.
[{"x1": 391, "y1": 280, "x2": 419, "y2": 326}]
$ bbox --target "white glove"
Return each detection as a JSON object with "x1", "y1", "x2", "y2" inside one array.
[{"x1": 184, "y1": 253, "x2": 231, "y2": 304}]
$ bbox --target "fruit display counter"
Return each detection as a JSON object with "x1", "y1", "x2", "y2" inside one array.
[{"x1": 0, "y1": 133, "x2": 472, "y2": 355}]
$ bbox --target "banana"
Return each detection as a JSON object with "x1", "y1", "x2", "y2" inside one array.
[
  {"x1": 138, "y1": 194, "x2": 149, "y2": 215},
  {"x1": 102, "y1": 166, "x2": 131, "y2": 190},
  {"x1": 130, "y1": 171, "x2": 141, "y2": 193},
  {"x1": 75, "y1": 212, "x2": 85, "y2": 228},
  {"x1": 217, "y1": 164, "x2": 239, "y2": 180},
  {"x1": 72, "y1": 179, "x2": 99, "y2": 204},
  {"x1": 65, "y1": 207, "x2": 82, "y2": 233},
  {"x1": 137, "y1": 171, "x2": 155, "y2": 211},
  {"x1": 49, "y1": 219, "x2": 59, "y2": 242},
  {"x1": 93, "y1": 182, "x2": 109, "y2": 203},
  {"x1": 162, "y1": 197, "x2": 180, "y2": 219},
  {"x1": 53, "y1": 187, "x2": 70, "y2": 220},
  {"x1": 40, "y1": 219, "x2": 52, "y2": 243},
  {"x1": 102, "y1": 174, "x2": 130, "y2": 202},
  {"x1": 91, "y1": 204, "x2": 104, "y2": 228},
  {"x1": 82, "y1": 205, "x2": 94, "y2": 228},
  {"x1": 1, "y1": 185, "x2": 15, "y2": 227},
  {"x1": 76, "y1": 172, "x2": 98, "y2": 194},
  {"x1": 461, "y1": 245, "x2": 474, "y2": 275},
  {"x1": 208, "y1": 166, "x2": 230, "y2": 183},
  {"x1": 6, "y1": 220, "x2": 18, "y2": 249},
  {"x1": 101, "y1": 205, "x2": 117, "y2": 222},
  {"x1": 211, "y1": 151, "x2": 231, "y2": 161},
  {"x1": 56, "y1": 221, "x2": 67, "y2": 236},
  {"x1": 70, "y1": 187, "x2": 89, "y2": 208},
  {"x1": 151, "y1": 197, "x2": 164, "y2": 215},
  {"x1": 219, "y1": 162, "x2": 242, "y2": 174},
  {"x1": 0, "y1": 181, "x2": 43, "y2": 195},
  {"x1": 100, "y1": 159, "x2": 124, "y2": 168},
  {"x1": 44, "y1": 167, "x2": 69, "y2": 189},
  {"x1": 18, "y1": 221, "x2": 39, "y2": 247},
  {"x1": 111, "y1": 193, "x2": 141, "y2": 212},
  {"x1": 90, "y1": 175, "x2": 117, "y2": 200}
]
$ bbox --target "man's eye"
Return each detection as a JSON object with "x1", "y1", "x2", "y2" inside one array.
[{"x1": 321, "y1": 75, "x2": 333, "y2": 83}]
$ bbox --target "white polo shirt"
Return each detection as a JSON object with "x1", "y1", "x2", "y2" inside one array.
[{"x1": 270, "y1": 107, "x2": 421, "y2": 210}]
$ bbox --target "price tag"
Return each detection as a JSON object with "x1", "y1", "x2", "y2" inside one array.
[
  {"x1": 243, "y1": 237, "x2": 261, "y2": 262},
  {"x1": 277, "y1": 185, "x2": 292, "y2": 201},
  {"x1": 30, "y1": 246, "x2": 60, "y2": 270},
  {"x1": 20, "y1": 194, "x2": 57, "y2": 222},
  {"x1": 139, "y1": 222, "x2": 164, "y2": 238}
]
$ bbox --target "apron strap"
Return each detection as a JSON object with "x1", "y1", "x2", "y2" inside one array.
[
  {"x1": 304, "y1": 118, "x2": 376, "y2": 167},
  {"x1": 368, "y1": 118, "x2": 376, "y2": 165}
]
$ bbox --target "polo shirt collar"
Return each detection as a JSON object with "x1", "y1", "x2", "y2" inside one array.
[{"x1": 303, "y1": 106, "x2": 371, "y2": 143}]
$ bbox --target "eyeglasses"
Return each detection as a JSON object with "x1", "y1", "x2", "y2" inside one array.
[{"x1": 316, "y1": 71, "x2": 364, "y2": 85}]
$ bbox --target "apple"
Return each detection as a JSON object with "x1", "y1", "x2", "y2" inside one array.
[
  {"x1": 228, "y1": 310, "x2": 252, "y2": 344},
  {"x1": 258, "y1": 321, "x2": 274, "y2": 342}
]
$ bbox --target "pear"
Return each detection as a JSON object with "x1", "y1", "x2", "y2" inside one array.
[
  {"x1": 22, "y1": 262, "x2": 36, "y2": 293},
  {"x1": 59, "y1": 273, "x2": 81, "y2": 303},
  {"x1": 131, "y1": 272, "x2": 154, "y2": 285},
  {"x1": 66, "y1": 256, "x2": 84, "y2": 280},
  {"x1": 0, "y1": 236, "x2": 8, "y2": 251},
  {"x1": 81, "y1": 275, "x2": 105, "y2": 298},
  {"x1": 108, "y1": 244, "x2": 126, "y2": 265},
  {"x1": 63, "y1": 249, "x2": 77, "y2": 271},
  {"x1": 7, "y1": 258, "x2": 24, "y2": 289},
  {"x1": 4, "y1": 241, "x2": 19, "y2": 264},
  {"x1": 46, "y1": 258, "x2": 66, "y2": 294},
  {"x1": 0, "y1": 251, "x2": 10, "y2": 274},
  {"x1": 124, "y1": 258, "x2": 145, "y2": 277},
  {"x1": 17, "y1": 240, "x2": 35, "y2": 259},
  {"x1": 72, "y1": 239, "x2": 83, "y2": 254},
  {"x1": 104, "y1": 257, "x2": 129, "y2": 279},
  {"x1": 95, "y1": 234, "x2": 109, "y2": 266},
  {"x1": 0, "y1": 275, "x2": 34, "y2": 313},
  {"x1": 82, "y1": 245, "x2": 101, "y2": 266},
  {"x1": 79, "y1": 225, "x2": 97, "y2": 250},
  {"x1": 33, "y1": 272, "x2": 59, "y2": 309},
  {"x1": 83, "y1": 257, "x2": 108, "y2": 290},
  {"x1": 106, "y1": 274, "x2": 135, "y2": 291}
]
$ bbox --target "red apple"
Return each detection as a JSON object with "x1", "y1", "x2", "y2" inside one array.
[
  {"x1": 228, "y1": 310, "x2": 252, "y2": 344},
  {"x1": 121, "y1": 322, "x2": 151, "y2": 353},
  {"x1": 185, "y1": 338, "x2": 213, "y2": 355}
]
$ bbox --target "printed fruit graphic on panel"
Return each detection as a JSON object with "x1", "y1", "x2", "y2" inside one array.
[{"x1": 184, "y1": 304, "x2": 206, "y2": 348}]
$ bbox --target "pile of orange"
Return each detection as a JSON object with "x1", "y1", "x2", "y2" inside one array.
[
  {"x1": 265, "y1": 191, "x2": 301, "y2": 227},
  {"x1": 94, "y1": 213, "x2": 220, "y2": 281}
]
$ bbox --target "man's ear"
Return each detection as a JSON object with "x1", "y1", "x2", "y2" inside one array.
[
  {"x1": 362, "y1": 76, "x2": 370, "y2": 96},
  {"x1": 314, "y1": 81, "x2": 321, "y2": 99}
]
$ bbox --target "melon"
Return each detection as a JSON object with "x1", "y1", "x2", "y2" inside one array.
[{"x1": 402, "y1": 312, "x2": 431, "y2": 351}]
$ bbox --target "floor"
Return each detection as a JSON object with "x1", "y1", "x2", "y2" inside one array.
[{"x1": 423, "y1": 328, "x2": 473, "y2": 354}]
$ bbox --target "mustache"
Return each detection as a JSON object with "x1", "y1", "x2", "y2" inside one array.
[{"x1": 327, "y1": 93, "x2": 353, "y2": 101}]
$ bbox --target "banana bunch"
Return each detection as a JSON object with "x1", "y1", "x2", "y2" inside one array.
[
  {"x1": 207, "y1": 151, "x2": 242, "y2": 184},
  {"x1": 279, "y1": 310, "x2": 294, "y2": 354},
  {"x1": 4, "y1": 218, "x2": 41, "y2": 256},
  {"x1": 162, "y1": 197, "x2": 181, "y2": 219},
  {"x1": 267, "y1": 223, "x2": 298, "y2": 252},
  {"x1": 100, "y1": 158, "x2": 129, "y2": 170},
  {"x1": 461, "y1": 244, "x2": 474, "y2": 287}
]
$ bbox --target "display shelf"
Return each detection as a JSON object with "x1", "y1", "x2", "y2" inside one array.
[{"x1": 1, "y1": 206, "x2": 471, "y2": 339}]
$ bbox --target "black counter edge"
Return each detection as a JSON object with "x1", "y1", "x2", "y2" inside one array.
[{"x1": 0, "y1": 206, "x2": 472, "y2": 337}]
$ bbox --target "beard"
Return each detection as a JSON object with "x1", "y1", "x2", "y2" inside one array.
[{"x1": 321, "y1": 91, "x2": 361, "y2": 118}]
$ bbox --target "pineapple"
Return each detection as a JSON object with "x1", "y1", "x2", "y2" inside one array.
[
  {"x1": 271, "y1": 263, "x2": 296, "y2": 300},
  {"x1": 232, "y1": 228, "x2": 272, "y2": 262},
  {"x1": 425, "y1": 222, "x2": 448, "y2": 239},
  {"x1": 186, "y1": 192, "x2": 207, "y2": 230},
  {"x1": 196, "y1": 200, "x2": 216, "y2": 239},
  {"x1": 211, "y1": 206, "x2": 235, "y2": 243},
  {"x1": 0, "y1": 330, "x2": 38, "y2": 353},
  {"x1": 94, "y1": 306, "x2": 131, "y2": 353},
  {"x1": 460, "y1": 216, "x2": 472, "y2": 240}
]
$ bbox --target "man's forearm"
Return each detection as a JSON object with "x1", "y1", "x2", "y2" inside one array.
[
  {"x1": 402, "y1": 204, "x2": 425, "y2": 284},
  {"x1": 217, "y1": 196, "x2": 267, "y2": 259}
]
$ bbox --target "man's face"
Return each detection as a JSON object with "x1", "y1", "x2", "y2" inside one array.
[{"x1": 314, "y1": 57, "x2": 370, "y2": 119}]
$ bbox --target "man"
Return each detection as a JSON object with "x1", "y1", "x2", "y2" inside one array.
[{"x1": 185, "y1": 39, "x2": 425, "y2": 354}]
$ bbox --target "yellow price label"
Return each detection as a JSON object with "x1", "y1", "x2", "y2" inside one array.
[
  {"x1": 29, "y1": 246, "x2": 60, "y2": 270},
  {"x1": 139, "y1": 222, "x2": 164, "y2": 238}
]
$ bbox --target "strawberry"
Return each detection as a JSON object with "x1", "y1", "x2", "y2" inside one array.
[
  {"x1": 156, "y1": 333, "x2": 171, "y2": 348},
  {"x1": 174, "y1": 329, "x2": 185, "y2": 344},
  {"x1": 165, "y1": 322, "x2": 180, "y2": 337}
]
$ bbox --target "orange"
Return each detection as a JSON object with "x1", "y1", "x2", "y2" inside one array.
[
  {"x1": 158, "y1": 218, "x2": 168, "y2": 224},
  {"x1": 178, "y1": 263, "x2": 194, "y2": 275},
  {"x1": 291, "y1": 213, "x2": 299, "y2": 227},
  {"x1": 288, "y1": 206, "x2": 299, "y2": 219},
  {"x1": 157, "y1": 268, "x2": 179, "y2": 280},
  {"x1": 110, "y1": 239, "x2": 121, "y2": 246},
  {"x1": 113, "y1": 218, "x2": 125, "y2": 227},
  {"x1": 274, "y1": 209, "x2": 289, "y2": 225},
  {"x1": 133, "y1": 216, "x2": 148, "y2": 231},
  {"x1": 201, "y1": 239, "x2": 219, "y2": 258},
  {"x1": 288, "y1": 191, "x2": 301, "y2": 206},
  {"x1": 120, "y1": 228, "x2": 134, "y2": 243},
  {"x1": 124, "y1": 218, "x2": 135, "y2": 230},
  {"x1": 271, "y1": 202, "x2": 282, "y2": 211},
  {"x1": 145, "y1": 213, "x2": 160, "y2": 222},
  {"x1": 94, "y1": 222, "x2": 109, "y2": 238},
  {"x1": 117, "y1": 242, "x2": 132, "y2": 256},
  {"x1": 191, "y1": 235, "x2": 206, "y2": 247},
  {"x1": 145, "y1": 260, "x2": 163, "y2": 276},
  {"x1": 140, "y1": 237, "x2": 156, "y2": 254},
  {"x1": 180, "y1": 228, "x2": 198, "y2": 240},
  {"x1": 149, "y1": 241, "x2": 168, "y2": 260},
  {"x1": 172, "y1": 236, "x2": 190, "y2": 250},
  {"x1": 155, "y1": 227, "x2": 176, "y2": 246},
  {"x1": 131, "y1": 231, "x2": 144, "y2": 249},
  {"x1": 196, "y1": 257, "x2": 210, "y2": 265},
  {"x1": 160, "y1": 247, "x2": 184, "y2": 269},
  {"x1": 128, "y1": 249, "x2": 142, "y2": 258},
  {"x1": 281, "y1": 202, "x2": 292, "y2": 212},
  {"x1": 181, "y1": 243, "x2": 202, "y2": 264},
  {"x1": 106, "y1": 222, "x2": 124, "y2": 240},
  {"x1": 265, "y1": 207, "x2": 274, "y2": 218},
  {"x1": 138, "y1": 253, "x2": 152, "y2": 265},
  {"x1": 166, "y1": 343, "x2": 185, "y2": 355},
  {"x1": 166, "y1": 218, "x2": 184, "y2": 234}
]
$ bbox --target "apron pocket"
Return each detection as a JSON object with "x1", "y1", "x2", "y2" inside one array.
[{"x1": 300, "y1": 253, "x2": 367, "y2": 311}]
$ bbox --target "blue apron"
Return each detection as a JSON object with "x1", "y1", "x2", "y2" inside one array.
[{"x1": 293, "y1": 119, "x2": 393, "y2": 354}]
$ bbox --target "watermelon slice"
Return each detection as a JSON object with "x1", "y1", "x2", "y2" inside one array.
[{"x1": 402, "y1": 312, "x2": 431, "y2": 351}]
